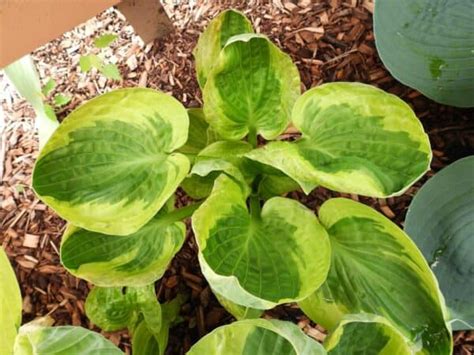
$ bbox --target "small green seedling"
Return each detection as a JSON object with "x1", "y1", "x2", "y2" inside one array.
[{"x1": 79, "y1": 33, "x2": 122, "y2": 80}]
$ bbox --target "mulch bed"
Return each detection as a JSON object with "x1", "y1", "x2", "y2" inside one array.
[{"x1": 1, "y1": 0, "x2": 473, "y2": 354}]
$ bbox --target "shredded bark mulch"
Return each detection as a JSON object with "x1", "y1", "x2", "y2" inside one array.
[{"x1": 1, "y1": 1, "x2": 473, "y2": 354}]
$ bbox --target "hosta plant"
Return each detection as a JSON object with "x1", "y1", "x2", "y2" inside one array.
[
  {"x1": 374, "y1": 0, "x2": 474, "y2": 107},
  {"x1": 23, "y1": 9, "x2": 457, "y2": 354},
  {"x1": 405, "y1": 156, "x2": 474, "y2": 331}
]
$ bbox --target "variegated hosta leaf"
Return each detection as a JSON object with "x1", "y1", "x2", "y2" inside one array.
[
  {"x1": 325, "y1": 314, "x2": 411, "y2": 355},
  {"x1": 405, "y1": 156, "x2": 474, "y2": 330},
  {"x1": 13, "y1": 323, "x2": 123, "y2": 355},
  {"x1": 0, "y1": 248, "x2": 22, "y2": 355},
  {"x1": 192, "y1": 174, "x2": 330, "y2": 309},
  {"x1": 190, "y1": 141, "x2": 254, "y2": 178},
  {"x1": 182, "y1": 140, "x2": 299, "y2": 200},
  {"x1": 85, "y1": 287, "x2": 138, "y2": 332},
  {"x1": 181, "y1": 140, "x2": 254, "y2": 199},
  {"x1": 132, "y1": 296, "x2": 184, "y2": 355},
  {"x1": 187, "y1": 319, "x2": 326, "y2": 355},
  {"x1": 193, "y1": 9, "x2": 254, "y2": 88},
  {"x1": 257, "y1": 174, "x2": 301, "y2": 200},
  {"x1": 299, "y1": 198, "x2": 452, "y2": 354},
  {"x1": 178, "y1": 108, "x2": 210, "y2": 163},
  {"x1": 246, "y1": 82, "x2": 431, "y2": 197},
  {"x1": 181, "y1": 173, "x2": 217, "y2": 200},
  {"x1": 60, "y1": 213, "x2": 185, "y2": 287},
  {"x1": 132, "y1": 320, "x2": 161, "y2": 355},
  {"x1": 203, "y1": 33, "x2": 301, "y2": 140},
  {"x1": 177, "y1": 108, "x2": 222, "y2": 165},
  {"x1": 214, "y1": 291, "x2": 264, "y2": 320},
  {"x1": 85, "y1": 285, "x2": 161, "y2": 333},
  {"x1": 32, "y1": 88, "x2": 190, "y2": 235}
]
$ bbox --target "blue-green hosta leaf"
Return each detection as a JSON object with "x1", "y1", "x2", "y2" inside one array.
[
  {"x1": 246, "y1": 82, "x2": 431, "y2": 197},
  {"x1": 193, "y1": 9, "x2": 254, "y2": 88},
  {"x1": 13, "y1": 323, "x2": 123, "y2": 355},
  {"x1": 187, "y1": 319, "x2": 326, "y2": 355},
  {"x1": 374, "y1": 0, "x2": 474, "y2": 107},
  {"x1": 204, "y1": 33, "x2": 301, "y2": 140},
  {"x1": 33, "y1": 88, "x2": 190, "y2": 235},
  {"x1": 405, "y1": 156, "x2": 474, "y2": 330},
  {"x1": 60, "y1": 214, "x2": 185, "y2": 287},
  {"x1": 325, "y1": 314, "x2": 411, "y2": 355},
  {"x1": 299, "y1": 198, "x2": 452, "y2": 354},
  {"x1": 0, "y1": 248, "x2": 22, "y2": 355},
  {"x1": 192, "y1": 174, "x2": 330, "y2": 309}
]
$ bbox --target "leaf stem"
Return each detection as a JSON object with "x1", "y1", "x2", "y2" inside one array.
[
  {"x1": 248, "y1": 127, "x2": 258, "y2": 148},
  {"x1": 249, "y1": 194, "x2": 261, "y2": 220},
  {"x1": 161, "y1": 202, "x2": 202, "y2": 224}
]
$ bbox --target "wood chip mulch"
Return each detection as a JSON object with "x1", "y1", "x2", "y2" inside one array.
[{"x1": 0, "y1": 1, "x2": 473, "y2": 354}]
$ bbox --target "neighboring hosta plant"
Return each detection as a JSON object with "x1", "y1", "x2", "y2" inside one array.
[
  {"x1": 27, "y1": 9, "x2": 454, "y2": 354},
  {"x1": 374, "y1": 0, "x2": 474, "y2": 107},
  {"x1": 405, "y1": 156, "x2": 474, "y2": 331},
  {"x1": 0, "y1": 247, "x2": 123, "y2": 355}
]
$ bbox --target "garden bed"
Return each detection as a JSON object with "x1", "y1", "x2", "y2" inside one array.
[{"x1": 0, "y1": 0, "x2": 473, "y2": 354}]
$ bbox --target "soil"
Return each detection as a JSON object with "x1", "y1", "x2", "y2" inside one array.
[{"x1": 0, "y1": 1, "x2": 473, "y2": 354}]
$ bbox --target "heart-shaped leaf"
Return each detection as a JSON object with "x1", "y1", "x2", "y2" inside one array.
[
  {"x1": 325, "y1": 314, "x2": 411, "y2": 355},
  {"x1": 60, "y1": 212, "x2": 185, "y2": 287},
  {"x1": 33, "y1": 88, "x2": 190, "y2": 235},
  {"x1": 299, "y1": 198, "x2": 452, "y2": 354},
  {"x1": 204, "y1": 33, "x2": 301, "y2": 140},
  {"x1": 192, "y1": 174, "x2": 330, "y2": 309},
  {"x1": 405, "y1": 156, "x2": 474, "y2": 330},
  {"x1": 193, "y1": 9, "x2": 254, "y2": 88},
  {"x1": 187, "y1": 319, "x2": 326, "y2": 355},
  {"x1": 374, "y1": 0, "x2": 474, "y2": 107},
  {"x1": 246, "y1": 82, "x2": 431, "y2": 197},
  {"x1": 0, "y1": 248, "x2": 22, "y2": 355},
  {"x1": 14, "y1": 323, "x2": 123, "y2": 354}
]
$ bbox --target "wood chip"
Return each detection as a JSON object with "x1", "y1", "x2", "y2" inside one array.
[{"x1": 22, "y1": 233, "x2": 39, "y2": 248}]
